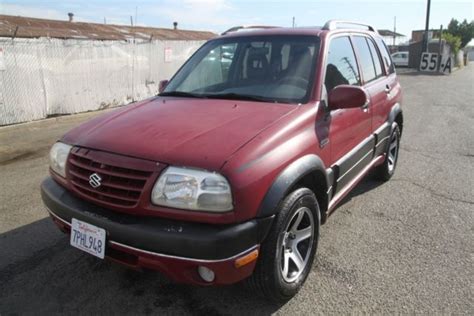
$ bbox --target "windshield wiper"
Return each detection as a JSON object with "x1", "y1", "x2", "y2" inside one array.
[
  {"x1": 205, "y1": 93, "x2": 273, "y2": 102},
  {"x1": 159, "y1": 91, "x2": 208, "y2": 98}
]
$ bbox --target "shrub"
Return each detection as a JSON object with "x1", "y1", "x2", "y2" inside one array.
[{"x1": 442, "y1": 32, "x2": 462, "y2": 55}]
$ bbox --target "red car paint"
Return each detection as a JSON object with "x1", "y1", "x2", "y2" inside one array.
[
  {"x1": 62, "y1": 98, "x2": 296, "y2": 172},
  {"x1": 44, "y1": 25, "x2": 403, "y2": 285}
]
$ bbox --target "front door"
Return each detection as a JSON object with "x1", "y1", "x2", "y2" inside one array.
[{"x1": 324, "y1": 35, "x2": 372, "y2": 195}]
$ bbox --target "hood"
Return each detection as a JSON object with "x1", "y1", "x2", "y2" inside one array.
[{"x1": 62, "y1": 97, "x2": 295, "y2": 170}]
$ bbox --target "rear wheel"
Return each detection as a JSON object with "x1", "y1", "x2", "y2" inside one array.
[
  {"x1": 374, "y1": 123, "x2": 400, "y2": 181},
  {"x1": 247, "y1": 188, "x2": 320, "y2": 302}
]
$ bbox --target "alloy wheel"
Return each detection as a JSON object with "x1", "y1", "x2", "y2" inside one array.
[
  {"x1": 387, "y1": 131, "x2": 399, "y2": 172},
  {"x1": 279, "y1": 207, "x2": 314, "y2": 283}
]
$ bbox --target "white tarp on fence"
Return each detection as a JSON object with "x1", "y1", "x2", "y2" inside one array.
[{"x1": 0, "y1": 38, "x2": 204, "y2": 125}]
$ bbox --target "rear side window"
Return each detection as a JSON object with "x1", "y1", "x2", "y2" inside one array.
[
  {"x1": 375, "y1": 37, "x2": 395, "y2": 74},
  {"x1": 366, "y1": 38, "x2": 383, "y2": 78},
  {"x1": 325, "y1": 36, "x2": 360, "y2": 92},
  {"x1": 352, "y1": 36, "x2": 378, "y2": 83}
]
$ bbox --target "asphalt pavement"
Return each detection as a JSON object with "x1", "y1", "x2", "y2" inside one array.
[{"x1": 0, "y1": 66, "x2": 473, "y2": 314}]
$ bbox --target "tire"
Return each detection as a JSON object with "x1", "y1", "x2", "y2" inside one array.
[
  {"x1": 374, "y1": 122, "x2": 401, "y2": 181},
  {"x1": 246, "y1": 188, "x2": 320, "y2": 302}
]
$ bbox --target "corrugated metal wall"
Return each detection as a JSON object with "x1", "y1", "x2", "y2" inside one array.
[{"x1": 0, "y1": 38, "x2": 204, "y2": 126}]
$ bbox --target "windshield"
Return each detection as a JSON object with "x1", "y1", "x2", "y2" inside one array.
[{"x1": 162, "y1": 35, "x2": 320, "y2": 104}]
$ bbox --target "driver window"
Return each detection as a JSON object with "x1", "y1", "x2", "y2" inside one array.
[{"x1": 324, "y1": 36, "x2": 360, "y2": 92}]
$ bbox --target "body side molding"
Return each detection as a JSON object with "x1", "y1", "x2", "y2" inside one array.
[
  {"x1": 257, "y1": 154, "x2": 329, "y2": 218},
  {"x1": 373, "y1": 122, "x2": 391, "y2": 157}
]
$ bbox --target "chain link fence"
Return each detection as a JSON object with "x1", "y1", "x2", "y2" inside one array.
[{"x1": 0, "y1": 38, "x2": 204, "y2": 126}]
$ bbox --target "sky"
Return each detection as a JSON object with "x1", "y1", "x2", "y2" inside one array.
[{"x1": 1, "y1": 0, "x2": 473, "y2": 39}]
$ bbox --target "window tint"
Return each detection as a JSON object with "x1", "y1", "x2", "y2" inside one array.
[
  {"x1": 325, "y1": 36, "x2": 360, "y2": 92},
  {"x1": 375, "y1": 37, "x2": 395, "y2": 74},
  {"x1": 366, "y1": 38, "x2": 383, "y2": 78},
  {"x1": 164, "y1": 35, "x2": 320, "y2": 104},
  {"x1": 352, "y1": 36, "x2": 377, "y2": 83}
]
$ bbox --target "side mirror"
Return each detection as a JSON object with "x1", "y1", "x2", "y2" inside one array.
[
  {"x1": 328, "y1": 85, "x2": 368, "y2": 110},
  {"x1": 158, "y1": 80, "x2": 169, "y2": 93}
]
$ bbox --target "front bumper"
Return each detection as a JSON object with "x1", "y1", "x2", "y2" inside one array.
[{"x1": 41, "y1": 177, "x2": 274, "y2": 285}]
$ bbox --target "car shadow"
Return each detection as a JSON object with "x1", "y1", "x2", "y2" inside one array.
[
  {"x1": 0, "y1": 217, "x2": 286, "y2": 315},
  {"x1": 331, "y1": 173, "x2": 386, "y2": 211}
]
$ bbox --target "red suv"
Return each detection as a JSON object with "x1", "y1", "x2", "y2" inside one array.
[{"x1": 41, "y1": 21, "x2": 403, "y2": 301}]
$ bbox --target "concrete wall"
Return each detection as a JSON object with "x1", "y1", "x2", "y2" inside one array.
[
  {"x1": 0, "y1": 38, "x2": 205, "y2": 126},
  {"x1": 467, "y1": 49, "x2": 474, "y2": 62}
]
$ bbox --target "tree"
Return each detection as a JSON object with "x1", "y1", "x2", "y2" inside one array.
[
  {"x1": 447, "y1": 18, "x2": 474, "y2": 48},
  {"x1": 442, "y1": 32, "x2": 461, "y2": 55}
]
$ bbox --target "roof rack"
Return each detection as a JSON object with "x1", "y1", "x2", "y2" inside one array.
[
  {"x1": 221, "y1": 25, "x2": 280, "y2": 35},
  {"x1": 322, "y1": 20, "x2": 378, "y2": 33}
]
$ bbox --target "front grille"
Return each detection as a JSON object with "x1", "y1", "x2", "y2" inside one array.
[{"x1": 67, "y1": 147, "x2": 153, "y2": 208}]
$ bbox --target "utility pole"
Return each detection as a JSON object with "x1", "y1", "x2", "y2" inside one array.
[
  {"x1": 437, "y1": 24, "x2": 443, "y2": 72},
  {"x1": 422, "y1": 0, "x2": 431, "y2": 53},
  {"x1": 130, "y1": 15, "x2": 135, "y2": 101},
  {"x1": 393, "y1": 16, "x2": 396, "y2": 46},
  {"x1": 135, "y1": 6, "x2": 138, "y2": 26},
  {"x1": 292, "y1": 17, "x2": 295, "y2": 28}
]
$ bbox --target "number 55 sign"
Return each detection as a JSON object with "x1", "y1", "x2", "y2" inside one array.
[{"x1": 420, "y1": 52, "x2": 452, "y2": 73}]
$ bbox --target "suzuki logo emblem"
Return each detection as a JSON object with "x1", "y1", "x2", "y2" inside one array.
[{"x1": 89, "y1": 173, "x2": 102, "y2": 188}]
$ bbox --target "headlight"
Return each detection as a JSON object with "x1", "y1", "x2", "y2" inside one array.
[
  {"x1": 151, "y1": 167, "x2": 233, "y2": 212},
  {"x1": 49, "y1": 142, "x2": 72, "y2": 177}
]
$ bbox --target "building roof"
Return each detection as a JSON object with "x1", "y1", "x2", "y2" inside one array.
[
  {"x1": 412, "y1": 29, "x2": 441, "y2": 33},
  {"x1": 378, "y1": 29, "x2": 405, "y2": 37},
  {"x1": 0, "y1": 15, "x2": 216, "y2": 41}
]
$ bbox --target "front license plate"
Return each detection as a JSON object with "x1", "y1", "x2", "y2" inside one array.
[{"x1": 70, "y1": 218, "x2": 106, "y2": 259}]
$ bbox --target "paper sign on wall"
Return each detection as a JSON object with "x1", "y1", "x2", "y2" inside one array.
[
  {"x1": 0, "y1": 48, "x2": 5, "y2": 71},
  {"x1": 164, "y1": 47, "x2": 172, "y2": 63}
]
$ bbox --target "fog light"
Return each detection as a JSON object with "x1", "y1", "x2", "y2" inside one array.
[{"x1": 197, "y1": 266, "x2": 215, "y2": 282}]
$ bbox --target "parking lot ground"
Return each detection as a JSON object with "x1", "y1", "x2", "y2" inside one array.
[{"x1": 0, "y1": 65, "x2": 473, "y2": 314}]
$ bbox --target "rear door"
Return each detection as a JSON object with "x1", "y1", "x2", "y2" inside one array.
[
  {"x1": 400, "y1": 52, "x2": 409, "y2": 66},
  {"x1": 372, "y1": 37, "x2": 401, "y2": 156},
  {"x1": 351, "y1": 35, "x2": 390, "y2": 157},
  {"x1": 391, "y1": 53, "x2": 402, "y2": 66},
  {"x1": 373, "y1": 37, "x2": 399, "y2": 127},
  {"x1": 324, "y1": 35, "x2": 372, "y2": 195}
]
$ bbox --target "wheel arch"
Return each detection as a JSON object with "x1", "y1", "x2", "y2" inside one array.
[
  {"x1": 389, "y1": 102, "x2": 403, "y2": 135},
  {"x1": 257, "y1": 154, "x2": 330, "y2": 223}
]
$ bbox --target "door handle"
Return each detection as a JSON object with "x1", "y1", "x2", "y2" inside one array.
[{"x1": 384, "y1": 84, "x2": 391, "y2": 94}]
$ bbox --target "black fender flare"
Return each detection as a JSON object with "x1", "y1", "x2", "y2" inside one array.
[
  {"x1": 257, "y1": 154, "x2": 330, "y2": 218},
  {"x1": 388, "y1": 102, "x2": 403, "y2": 134}
]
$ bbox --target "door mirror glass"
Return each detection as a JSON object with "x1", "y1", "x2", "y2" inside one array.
[
  {"x1": 328, "y1": 85, "x2": 367, "y2": 110},
  {"x1": 159, "y1": 80, "x2": 169, "y2": 93}
]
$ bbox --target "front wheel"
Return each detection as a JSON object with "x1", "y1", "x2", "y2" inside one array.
[{"x1": 247, "y1": 188, "x2": 320, "y2": 302}]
